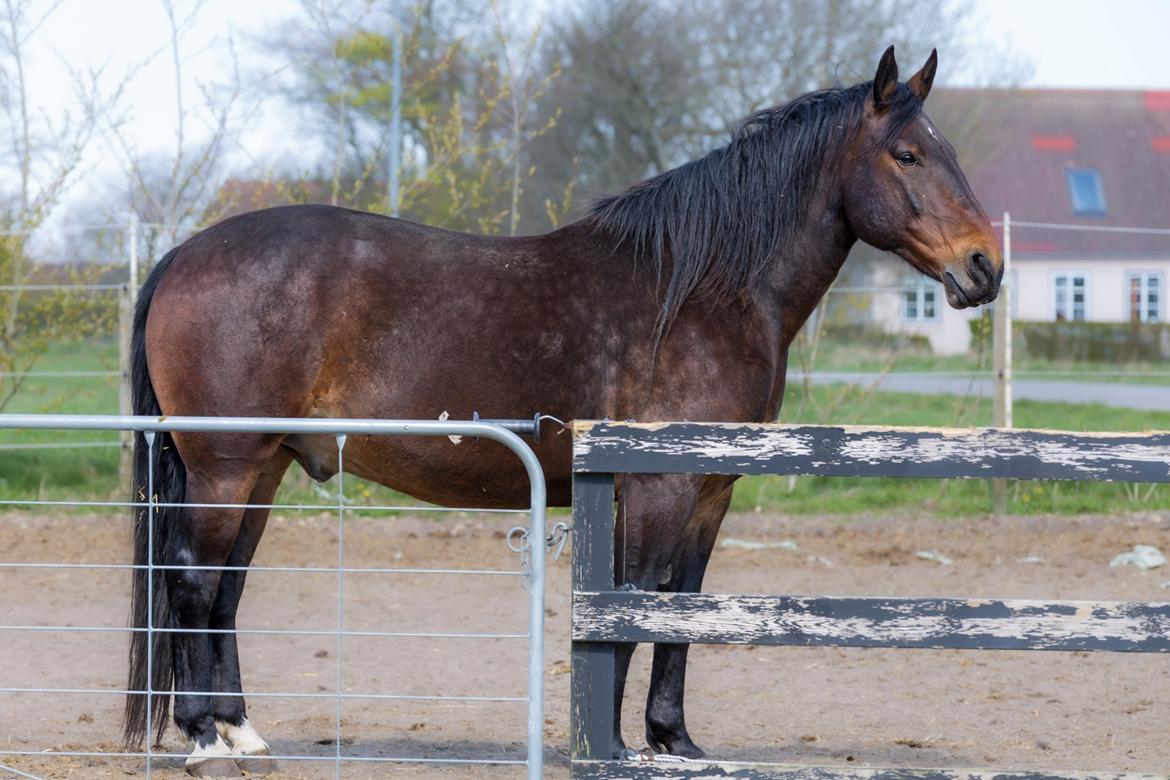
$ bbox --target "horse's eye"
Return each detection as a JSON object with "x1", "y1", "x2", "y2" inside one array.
[{"x1": 896, "y1": 151, "x2": 918, "y2": 167}]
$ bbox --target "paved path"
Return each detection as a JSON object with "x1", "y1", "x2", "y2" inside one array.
[{"x1": 796, "y1": 372, "x2": 1170, "y2": 411}]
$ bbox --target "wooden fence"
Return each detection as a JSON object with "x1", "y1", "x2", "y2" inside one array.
[{"x1": 569, "y1": 421, "x2": 1170, "y2": 780}]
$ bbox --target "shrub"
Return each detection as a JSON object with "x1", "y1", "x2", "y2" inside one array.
[{"x1": 1012, "y1": 320, "x2": 1170, "y2": 363}]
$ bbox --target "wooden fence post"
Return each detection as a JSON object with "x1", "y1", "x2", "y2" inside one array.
[
  {"x1": 570, "y1": 472, "x2": 617, "y2": 769},
  {"x1": 992, "y1": 211, "x2": 1013, "y2": 514},
  {"x1": 118, "y1": 213, "x2": 139, "y2": 489}
]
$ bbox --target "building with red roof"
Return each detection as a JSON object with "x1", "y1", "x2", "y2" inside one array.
[{"x1": 874, "y1": 88, "x2": 1170, "y2": 353}]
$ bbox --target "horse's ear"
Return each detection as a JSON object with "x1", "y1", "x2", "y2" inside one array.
[
  {"x1": 907, "y1": 48, "x2": 938, "y2": 102},
  {"x1": 872, "y1": 45, "x2": 899, "y2": 107}
]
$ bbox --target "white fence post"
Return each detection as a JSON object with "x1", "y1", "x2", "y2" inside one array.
[
  {"x1": 118, "y1": 213, "x2": 139, "y2": 488},
  {"x1": 992, "y1": 211, "x2": 1013, "y2": 513}
]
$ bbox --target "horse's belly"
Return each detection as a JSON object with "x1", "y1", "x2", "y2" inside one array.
[{"x1": 283, "y1": 430, "x2": 571, "y2": 509}]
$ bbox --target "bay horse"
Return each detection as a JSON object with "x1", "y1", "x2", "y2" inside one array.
[{"x1": 123, "y1": 46, "x2": 1001, "y2": 776}]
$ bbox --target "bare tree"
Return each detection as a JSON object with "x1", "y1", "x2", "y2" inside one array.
[
  {"x1": 0, "y1": 0, "x2": 120, "y2": 410},
  {"x1": 490, "y1": 0, "x2": 558, "y2": 235},
  {"x1": 521, "y1": 0, "x2": 712, "y2": 229},
  {"x1": 256, "y1": 0, "x2": 558, "y2": 233},
  {"x1": 261, "y1": 0, "x2": 1024, "y2": 237},
  {"x1": 105, "y1": 0, "x2": 263, "y2": 257},
  {"x1": 521, "y1": 0, "x2": 1029, "y2": 232},
  {"x1": 281, "y1": 0, "x2": 378, "y2": 205}
]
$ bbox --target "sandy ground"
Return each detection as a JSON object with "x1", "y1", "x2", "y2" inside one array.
[{"x1": 2, "y1": 508, "x2": 1170, "y2": 778}]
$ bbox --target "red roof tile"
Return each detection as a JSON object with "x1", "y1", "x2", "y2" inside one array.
[
  {"x1": 1144, "y1": 91, "x2": 1170, "y2": 111},
  {"x1": 1031, "y1": 135, "x2": 1076, "y2": 151}
]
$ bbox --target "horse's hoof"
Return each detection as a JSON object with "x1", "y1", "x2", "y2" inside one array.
[
  {"x1": 185, "y1": 757, "x2": 243, "y2": 778},
  {"x1": 646, "y1": 728, "x2": 706, "y2": 760},
  {"x1": 235, "y1": 748, "x2": 278, "y2": 776},
  {"x1": 667, "y1": 741, "x2": 706, "y2": 760}
]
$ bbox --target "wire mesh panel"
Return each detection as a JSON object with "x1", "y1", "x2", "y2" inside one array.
[{"x1": 0, "y1": 414, "x2": 547, "y2": 780}]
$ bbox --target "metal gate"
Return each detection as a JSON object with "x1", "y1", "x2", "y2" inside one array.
[{"x1": 0, "y1": 414, "x2": 547, "y2": 779}]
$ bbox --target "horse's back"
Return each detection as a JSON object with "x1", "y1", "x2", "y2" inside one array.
[
  {"x1": 142, "y1": 205, "x2": 639, "y2": 505},
  {"x1": 148, "y1": 206, "x2": 542, "y2": 410}
]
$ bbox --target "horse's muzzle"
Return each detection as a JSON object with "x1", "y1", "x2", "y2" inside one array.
[{"x1": 943, "y1": 250, "x2": 1002, "y2": 309}]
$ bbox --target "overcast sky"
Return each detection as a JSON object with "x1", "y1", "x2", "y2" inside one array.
[
  {"x1": 980, "y1": 0, "x2": 1169, "y2": 89},
  {"x1": 22, "y1": 0, "x2": 1170, "y2": 222}
]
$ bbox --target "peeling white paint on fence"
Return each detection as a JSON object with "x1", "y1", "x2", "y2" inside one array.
[
  {"x1": 569, "y1": 419, "x2": 1170, "y2": 778},
  {"x1": 572, "y1": 422, "x2": 1170, "y2": 482},
  {"x1": 573, "y1": 592, "x2": 1170, "y2": 651},
  {"x1": 575, "y1": 424, "x2": 816, "y2": 462}
]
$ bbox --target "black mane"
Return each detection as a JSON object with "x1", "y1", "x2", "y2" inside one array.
[{"x1": 588, "y1": 80, "x2": 922, "y2": 335}]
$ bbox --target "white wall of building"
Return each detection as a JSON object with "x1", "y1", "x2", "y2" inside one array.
[
  {"x1": 868, "y1": 256, "x2": 1170, "y2": 355},
  {"x1": 1013, "y1": 257, "x2": 1169, "y2": 322},
  {"x1": 869, "y1": 280, "x2": 983, "y2": 356}
]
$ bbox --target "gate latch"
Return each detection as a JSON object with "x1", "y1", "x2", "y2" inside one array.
[{"x1": 506, "y1": 522, "x2": 572, "y2": 580}]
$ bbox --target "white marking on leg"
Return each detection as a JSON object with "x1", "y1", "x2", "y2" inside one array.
[
  {"x1": 185, "y1": 734, "x2": 234, "y2": 767},
  {"x1": 216, "y1": 718, "x2": 270, "y2": 756}
]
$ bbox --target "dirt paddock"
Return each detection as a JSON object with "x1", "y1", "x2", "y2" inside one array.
[{"x1": 2, "y1": 508, "x2": 1169, "y2": 778}]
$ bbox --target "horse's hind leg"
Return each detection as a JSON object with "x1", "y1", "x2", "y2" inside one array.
[
  {"x1": 644, "y1": 477, "x2": 735, "y2": 759},
  {"x1": 209, "y1": 451, "x2": 291, "y2": 775},
  {"x1": 168, "y1": 439, "x2": 280, "y2": 778}
]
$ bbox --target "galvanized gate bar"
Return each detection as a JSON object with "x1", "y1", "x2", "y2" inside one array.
[
  {"x1": 572, "y1": 422, "x2": 1170, "y2": 482},
  {"x1": 573, "y1": 592, "x2": 1170, "y2": 651},
  {"x1": 0, "y1": 413, "x2": 539, "y2": 439},
  {"x1": 0, "y1": 414, "x2": 547, "y2": 780}
]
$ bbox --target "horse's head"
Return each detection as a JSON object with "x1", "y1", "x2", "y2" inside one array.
[{"x1": 843, "y1": 46, "x2": 1002, "y2": 308}]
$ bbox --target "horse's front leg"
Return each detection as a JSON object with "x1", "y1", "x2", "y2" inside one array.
[
  {"x1": 611, "y1": 473, "x2": 703, "y2": 758},
  {"x1": 644, "y1": 476, "x2": 736, "y2": 758}
]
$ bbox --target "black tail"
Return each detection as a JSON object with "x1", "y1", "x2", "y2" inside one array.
[{"x1": 123, "y1": 247, "x2": 186, "y2": 748}]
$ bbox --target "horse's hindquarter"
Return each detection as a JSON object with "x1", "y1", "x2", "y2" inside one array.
[{"x1": 145, "y1": 205, "x2": 660, "y2": 508}]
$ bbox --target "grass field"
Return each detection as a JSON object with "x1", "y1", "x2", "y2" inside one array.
[
  {"x1": 801, "y1": 337, "x2": 1170, "y2": 384},
  {"x1": 1, "y1": 337, "x2": 1168, "y2": 515}
]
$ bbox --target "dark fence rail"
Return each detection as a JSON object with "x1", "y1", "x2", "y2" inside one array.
[
  {"x1": 569, "y1": 421, "x2": 1170, "y2": 780},
  {"x1": 572, "y1": 422, "x2": 1170, "y2": 482},
  {"x1": 574, "y1": 592, "x2": 1170, "y2": 652}
]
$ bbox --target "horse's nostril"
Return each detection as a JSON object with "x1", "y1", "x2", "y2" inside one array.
[{"x1": 969, "y1": 252, "x2": 992, "y2": 285}]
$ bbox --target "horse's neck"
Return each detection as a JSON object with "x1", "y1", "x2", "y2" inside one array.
[{"x1": 762, "y1": 210, "x2": 856, "y2": 348}]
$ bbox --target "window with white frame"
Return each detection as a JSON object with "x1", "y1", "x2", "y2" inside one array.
[
  {"x1": 1053, "y1": 272, "x2": 1088, "y2": 321},
  {"x1": 1127, "y1": 272, "x2": 1162, "y2": 323},
  {"x1": 903, "y1": 278, "x2": 940, "y2": 323}
]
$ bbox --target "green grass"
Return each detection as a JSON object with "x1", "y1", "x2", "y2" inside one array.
[
  {"x1": 0, "y1": 339, "x2": 434, "y2": 510},
  {"x1": 0, "y1": 339, "x2": 123, "y2": 502},
  {"x1": 802, "y1": 337, "x2": 1170, "y2": 384},
  {"x1": 780, "y1": 378, "x2": 1170, "y2": 430},
  {"x1": 2, "y1": 338, "x2": 1168, "y2": 515}
]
